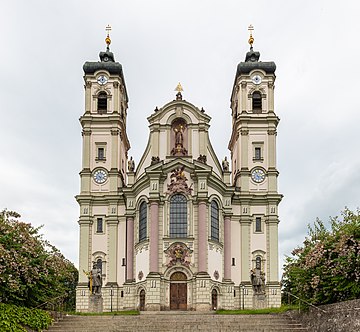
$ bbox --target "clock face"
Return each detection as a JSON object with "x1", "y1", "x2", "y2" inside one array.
[
  {"x1": 97, "y1": 75, "x2": 108, "y2": 85},
  {"x1": 251, "y1": 168, "x2": 266, "y2": 183},
  {"x1": 93, "y1": 169, "x2": 108, "y2": 184},
  {"x1": 252, "y1": 75, "x2": 262, "y2": 85}
]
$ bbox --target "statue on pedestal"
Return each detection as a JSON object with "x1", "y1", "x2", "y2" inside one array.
[
  {"x1": 128, "y1": 156, "x2": 135, "y2": 172},
  {"x1": 250, "y1": 259, "x2": 265, "y2": 295},
  {"x1": 222, "y1": 157, "x2": 229, "y2": 171},
  {"x1": 91, "y1": 263, "x2": 102, "y2": 295}
]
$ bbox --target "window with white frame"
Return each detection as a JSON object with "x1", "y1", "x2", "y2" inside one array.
[
  {"x1": 169, "y1": 194, "x2": 187, "y2": 238},
  {"x1": 211, "y1": 200, "x2": 219, "y2": 241}
]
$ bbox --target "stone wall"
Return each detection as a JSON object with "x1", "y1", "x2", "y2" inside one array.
[{"x1": 287, "y1": 299, "x2": 360, "y2": 332}]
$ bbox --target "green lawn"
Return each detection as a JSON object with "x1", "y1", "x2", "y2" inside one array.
[{"x1": 216, "y1": 305, "x2": 298, "y2": 315}]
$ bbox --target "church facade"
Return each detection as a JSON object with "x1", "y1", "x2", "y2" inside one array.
[{"x1": 76, "y1": 33, "x2": 282, "y2": 312}]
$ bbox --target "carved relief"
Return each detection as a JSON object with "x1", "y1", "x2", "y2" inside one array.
[
  {"x1": 267, "y1": 129, "x2": 277, "y2": 135},
  {"x1": 167, "y1": 166, "x2": 193, "y2": 195},
  {"x1": 138, "y1": 271, "x2": 144, "y2": 280},
  {"x1": 214, "y1": 270, "x2": 219, "y2": 280},
  {"x1": 164, "y1": 242, "x2": 192, "y2": 267}
]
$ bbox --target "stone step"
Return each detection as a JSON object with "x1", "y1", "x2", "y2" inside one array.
[{"x1": 47, "y1": 314, "x2": 308, "y2": 332}]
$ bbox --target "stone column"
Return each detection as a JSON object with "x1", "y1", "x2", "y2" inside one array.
[
  {"x1": 126, "y1": 216, "x2": 134, "y2": 281},
  {"x1": 198, "y1": 201, "x2": 207, "y2": 273},
  {"x1": 149, "y1": 201, "x2": 159, "y2": 273},
  {"x1": 224, "y1": 215, "x2": 231, "y2": 280}
]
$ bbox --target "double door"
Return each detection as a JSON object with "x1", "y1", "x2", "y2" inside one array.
[{"x1": 170, "y1": 283, "x2": 187, "y2": 310}]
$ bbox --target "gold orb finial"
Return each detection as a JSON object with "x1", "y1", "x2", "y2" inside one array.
[
  {"x1": 248, "y1": 24, "x2": 254, "y2": 49},
  {"x1": 105, "y1": 25, "x2": 112, "y2": 49}
]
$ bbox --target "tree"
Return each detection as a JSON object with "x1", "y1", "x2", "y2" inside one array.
[
  {"x1": 282, "y1": 208, "x2": 360, "y2": 305},
  {"x1": 0, "y1": 210, "x2": 78, "y2": 309}
]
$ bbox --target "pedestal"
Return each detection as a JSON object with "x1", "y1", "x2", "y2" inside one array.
[
  {"x1": 253, "y1": 294, "x2": 267, "y2": 309},
  {"x1": 89, "y1": 294, "x2": 103, "y2": 313}
]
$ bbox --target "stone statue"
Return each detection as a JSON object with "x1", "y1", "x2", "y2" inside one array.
[
  {"x1": 222, "y1": 156, "x2": 229, "y2": 171},
  {"x1": 250, "y1": 260, "x2": 265, "y2": 295},
  {"x1": 128, "y1": 156, "x2": 135, "y2": 172},
  {"x1": 91, "y1": 263, "x2": 102, "y2": 295},
  {"x1": 174, "y1": 126, "x2": 184, "y2": 146}
]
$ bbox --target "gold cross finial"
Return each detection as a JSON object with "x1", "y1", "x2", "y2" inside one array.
[
  {"x1": 105, "y1": 25, "x2": 112, "y2": 49},
  {"x1": 248, "y1": 24, "x2": 254, "y2": 49},
  {"x1": 175, "y1": 82, "x2": 183, "y2": 92}
]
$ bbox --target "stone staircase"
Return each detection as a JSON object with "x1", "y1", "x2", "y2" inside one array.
[{"x1": 47, "y1": 312, "x2": 308, "y2": 332}]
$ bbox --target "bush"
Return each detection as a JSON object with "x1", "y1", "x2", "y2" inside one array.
[
  {"x1": 0, "y1": 210, "x2": 78, "y2": 309},
  {"x1": 282, "y1": 208, "x2": 360, "y2": 305},
  {"x1": 0, "y1": 303, "x2": 52, "y2": 332}
]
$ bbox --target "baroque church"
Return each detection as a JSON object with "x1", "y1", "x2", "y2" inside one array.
[{"x1": 76, "y1": 28, "x2": 282, "y2": 312}]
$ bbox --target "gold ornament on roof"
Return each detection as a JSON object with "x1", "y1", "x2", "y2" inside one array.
[
  {"x1": 105, "y1": 24, "x2": 112, "y2": 49},
  {"x1": 175, "y1": 82, "x2": 183, "y2": 92},
  {"x1": 248, "y1": 24, "x2": 254, "y2": 49}
]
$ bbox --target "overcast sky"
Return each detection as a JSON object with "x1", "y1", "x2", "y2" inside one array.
[{"x1": 1, "y1": 1, "x2": 359, "y2": 276}]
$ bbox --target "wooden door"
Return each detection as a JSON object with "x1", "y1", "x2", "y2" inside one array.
[
  {"x1": 170, "y1": 283, "x2": 187, "y2": 310},
  {"x1": 139, "y1": 289, "x2": 145, "y2": 311},
  {"x1": 212, "y1": 289, "x2": 218, "y2": 310}
]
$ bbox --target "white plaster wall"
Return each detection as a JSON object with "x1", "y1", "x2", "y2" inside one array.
[
  {"x1": 250, "y1": 233, "x2": 266, "y2": 254},
  {"x1": 135, "y1": 248, "x2": 149, "y2": 282},
  {"x1": 191, "y1": 128, "x2": 200, "y2": 158},
  {"x1": 208, "y1": 247, "x2": 223, "y2": 281}
]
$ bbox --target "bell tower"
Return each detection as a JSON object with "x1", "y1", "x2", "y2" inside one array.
[
  {"x1": 76, "y1": 26, "x2": 130, "y2": 311},
  {"x1": 228, "y1": 26, "x2": 282, "y2": 306}
]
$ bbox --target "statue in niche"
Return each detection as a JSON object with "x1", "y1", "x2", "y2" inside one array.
[
  {"x1": 91, "y1": 263, "x2": 102, "y2": 295},
  {"x1": 250, "y1": 258, "x2": 265, "y2": 295},
  {"x1": 222, "y1": 156, "x2": 229, "y2": 171},
  {"x1": 171, "y1": 121, "x2": 188, "y2": 156},
  {"x1": 174, "y1": 125, "x2": 184, "y2": 146},
  {"x1": 128, "y1": 156, "x2": 135, "y2": 172}
]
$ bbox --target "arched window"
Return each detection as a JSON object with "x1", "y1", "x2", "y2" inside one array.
[
  {"x1": 97, "y1": 92, "x2": 107, "y2": 113},
  {"x1": 252, "y1": 91, "x2": 262, "y2": 112},
  {"x1": 211, "y1": 201, "x2": 219, "y2": 241},
  {"x1": 170, "y1": 194, "x2": 187, "y2": 238},
  {"x1": 255, "y1": 256, "x2": 262, "y2": 270},
  {"x1": 96, "y1": 258, "x2": 102, "y2": 275},
  {"x1": 139, "y1": 201, "x2": 147, "y2": 242}
]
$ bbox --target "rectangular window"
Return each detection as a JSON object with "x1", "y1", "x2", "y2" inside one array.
[
  {"x1": 255, "y1": 147, "x2": 261, "y2": 160},
  {"x1": 98, "y1": 147, "x2": 105, "y2": 160},
  {"x1": 96, "y1": 218, "x2": 103, "y2": 233},
  {"x1": 255, "y1": 217, "x2": 261, "y2": 232},
  {"x1": 232, "y1": 258, "x2": 236, "y2": 266},
  {"x1": 122, "y1": 258, "x2": 126, "y2": 266}
]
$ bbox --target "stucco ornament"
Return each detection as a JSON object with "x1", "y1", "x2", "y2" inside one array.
[
  {"x1": 138, "y1": 271, "x2": 144, "y2": 280},
  {"x1": 167, "y1": 166, "x2": 193, "y2": 195},
  {"x1": 214, "y1": 270, "x2": 220, "y2": 280},
  {"x1": 165, "y1": 242, "x2": 192, "y2": 267}
]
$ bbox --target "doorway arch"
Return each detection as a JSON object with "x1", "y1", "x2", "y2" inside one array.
[
  {"x1": 211, "y1": 289, "x2": 218, "y2": 310},
  {"x1": 170, "y1": 271, "x2": 187, "y2": 310},
  {"x1": 139, "y1": 289, "x2": 145, "y2": 311}
]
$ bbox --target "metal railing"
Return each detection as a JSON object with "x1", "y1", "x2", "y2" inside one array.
[
  {"x1": 36, "y1": 294, "x2": 67, "y2": 321},
  {"x1": 283, "y1": 291, "x2": 327, "y2": 313}
]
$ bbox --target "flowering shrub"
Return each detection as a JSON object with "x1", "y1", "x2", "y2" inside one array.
[
  {"x1": 0, "y1": 210, "x2": 78, "y2": 309},
  {"x1": 282, "y1": 208, "x2": 360, "y2": 305}
]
